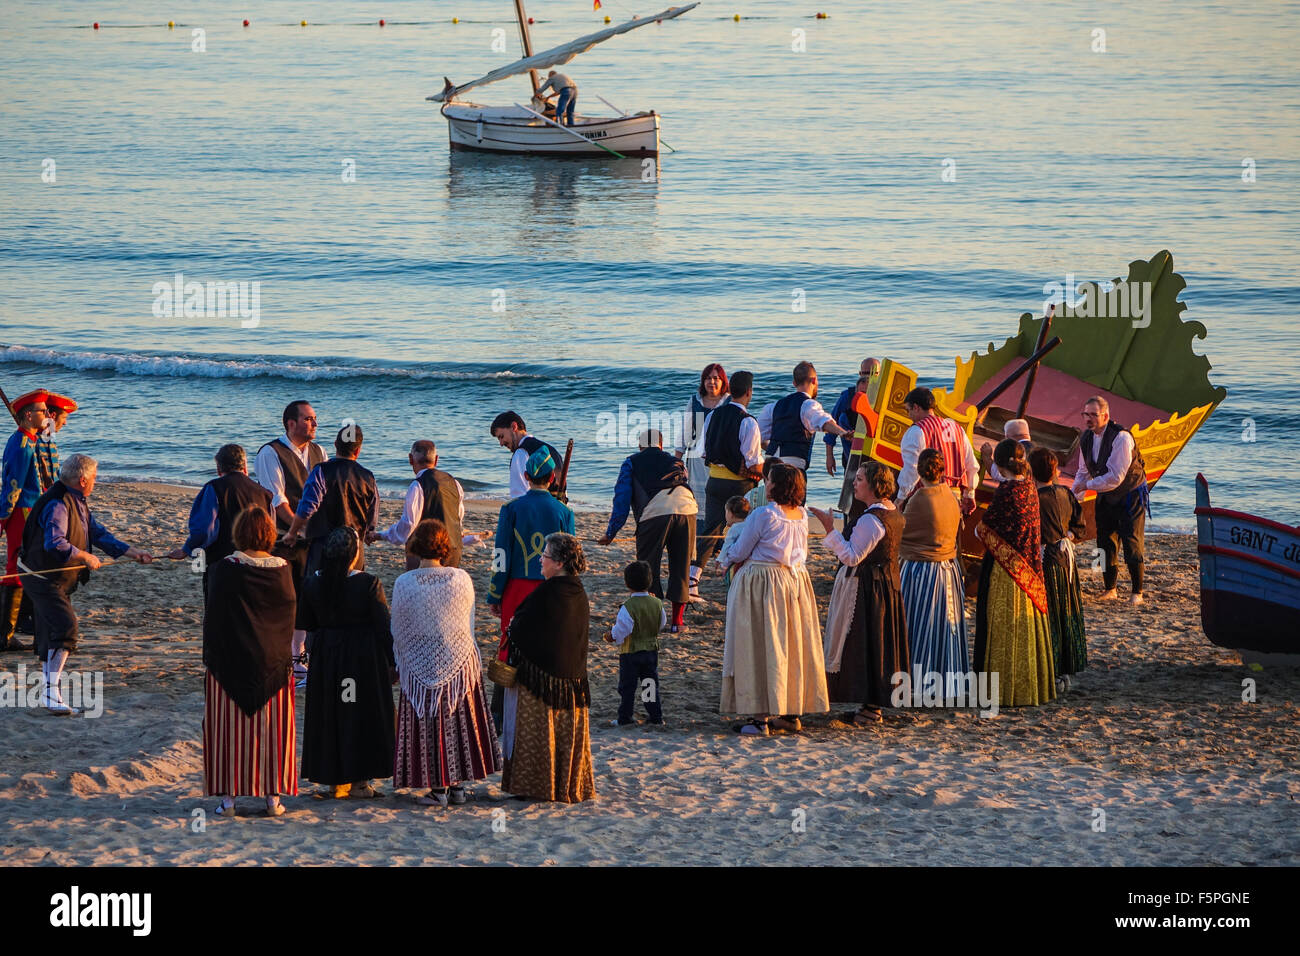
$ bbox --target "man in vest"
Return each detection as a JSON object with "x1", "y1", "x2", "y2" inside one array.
[
  {"x1": 597, "y1": 429, "x2": 698, "y2": 632},
  {"x1": 825, "y1": 358, "x2": 880, "y2": 476},
  {"x1": 166, "y1": 444, "x2": 273, "y2": 595},
  {"x1": 490, "y1": 410, "x2": 563, "y2": 500},
  {"x1": 371, "y1": 439, "x2": 465, "y2": 570},
  {"x1": 757, "y1": 361, "x2": 851, "y2": 473},
  {"x1": 898, "y1": 387, "x2": 979, "y2": 514},
  {"x1": 255, "y1": 399, "x2": 326, "y2": 675},
  {"x1": 283, "y1": 423, "x2": 379, "y2": 573},
  {"x1": 690, "y1": 370, "x2": 763, "y2": 600},
  {"x1": 2, "y1": 389, "x2": 52, "y2": 652},
  {"x1": 1073, "y1": 396, "x2": 1149, "y2": 605},
  {"x1": 20, "y1": 454, "x2": 153, "y2": 713}
]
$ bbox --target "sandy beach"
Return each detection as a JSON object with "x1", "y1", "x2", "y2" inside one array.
[{"x1": 1, "y1": 481, "x2": 1297, "y2": 867}]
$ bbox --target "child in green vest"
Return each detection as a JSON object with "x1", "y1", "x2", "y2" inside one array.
[{"x1": 604, "y1": 560, "x2": 666, "y2": 726}]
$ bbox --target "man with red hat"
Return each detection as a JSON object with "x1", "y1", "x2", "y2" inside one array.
[
  {"x1": 37, "y1": 392, "x2": 77, "y2": 492},
  {"x1": 1, "y1": 389, "x2": 51, "y2": 651}
]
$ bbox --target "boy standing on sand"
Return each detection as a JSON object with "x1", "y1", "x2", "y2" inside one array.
[{"x1": 605, "y1": 561, "x2": 666, "y2": 727}]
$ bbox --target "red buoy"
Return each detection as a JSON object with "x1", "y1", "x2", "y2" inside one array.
[
  {"x1": 528, "y1": 17, "x2": 534, "y2": 23},
  {"x1": 379, "y1": 18, "x2": 385, "y2": 26},
  {"x1": 92, "y1": 21, "x2": 100, "y2": 29},
  {"x1": 242, "y1": 18, "x2": 250, "y2": 26}
]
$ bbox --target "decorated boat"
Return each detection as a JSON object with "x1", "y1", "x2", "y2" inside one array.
[
  {"x1": 427, "y1": 2, "x2": 698, "y2": 158},
  {"x1": 841, "y1": 250, "x2": 1226, "y2": 563},
  {"x1": 1194, "y1": 475, "x2": 1300, "y2": 665}
]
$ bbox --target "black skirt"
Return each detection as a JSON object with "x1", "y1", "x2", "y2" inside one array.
[{"x1": 827, "y1": 563, "x2": 909, "y2": 709}]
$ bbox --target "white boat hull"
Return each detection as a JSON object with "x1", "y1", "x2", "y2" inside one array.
[{"x1": 442, "y1": 103, "x2": 659, "y2": 157}]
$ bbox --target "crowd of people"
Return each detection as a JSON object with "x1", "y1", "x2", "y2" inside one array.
[{"x1": 0, "y1": 362, "x2": 1152, "y2": 812}]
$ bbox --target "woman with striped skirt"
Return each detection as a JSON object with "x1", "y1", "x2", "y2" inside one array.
[
  {"x1": 899, "y1": 448, "x2": 969, "y2": 701},
  {"x1": 202, "y1": 508, "x2": 299, "y2": 817}
]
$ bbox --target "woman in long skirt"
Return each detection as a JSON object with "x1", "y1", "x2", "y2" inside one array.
[
  {"x1": 501, "y1": 532, "x2": 596, "y2": 802},
  {"x1": 202, "y1": 508, "x2": 299, "y2": 817},
  {"x1": 1029, "y1": 447, "x2": 1087, "y2": 692},
  {"x1": 298, "y1": 527, "x2": 396, "y2": 800},
  {"x1": 811, "y1": 461, "x2": 907, "y2": 725},
  {"x1": 392, "y1": 519, "x2": 501, "y2": 807},
  {"x1": 898, "y1": 448, "x2": 968, "y2": 701},
  {"x1": 723, "y1": 464, "x2": 829, "y2": 735},
  {"x1": 974, "y1": 440, "x2": 1055, "y2": 707}
]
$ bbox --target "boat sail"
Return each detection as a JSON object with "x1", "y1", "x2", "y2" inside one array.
[{"x1": 427, "y1": 3, "x2": 699, "y2": 157}]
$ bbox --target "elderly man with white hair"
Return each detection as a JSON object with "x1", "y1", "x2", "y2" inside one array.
[
  {"x1": 19, "y1": 453, "x2": 153, "y2": 714},
  {"x1": 982, "y1": 418, "x2": 1034, "y2": 483}
]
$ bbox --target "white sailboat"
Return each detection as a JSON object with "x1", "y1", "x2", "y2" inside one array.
[{"x1": 427, "y1": 2, "x2": 699, "y2": 158}]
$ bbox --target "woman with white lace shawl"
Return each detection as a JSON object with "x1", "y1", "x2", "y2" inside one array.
[{"x1": 391, "y1": 519, "x2": 501, "y2": 807}]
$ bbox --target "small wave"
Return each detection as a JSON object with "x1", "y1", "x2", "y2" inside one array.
[{"x1": 0, "y1": 345, "x2": 567, "y2": 384}]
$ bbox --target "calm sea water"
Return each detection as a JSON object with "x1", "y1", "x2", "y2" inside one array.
[{"x1": 2, "y1": 1, "x2": 1298, "y2": 527}]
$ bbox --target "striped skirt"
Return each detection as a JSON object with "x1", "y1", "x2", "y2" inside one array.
[
  {"x1": 203, "y1": 670, "x2": 298, "y2": 797},
  {"x1": 901, "y1": 559, "x2": 970, "y2": 691},
  {"x1": 394, "y1": 679, "x2": 502, "y2": 790}
]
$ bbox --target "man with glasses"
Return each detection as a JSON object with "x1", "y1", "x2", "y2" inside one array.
[
  {"x1": 255, "y1": 400, "x2": 326, "y2": 681},
  {"x1": 1, "y1": 389, "x2": 51, "y2": 651},
  {"x1": 756, "y1": 362, "x2": 851, "y2": 474},
  {"x1": 1073, "y1": 396, "x2": 1149, "y2": 606}
]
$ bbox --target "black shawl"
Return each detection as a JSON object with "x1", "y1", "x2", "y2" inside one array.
[
  {"x1": 202, "y1": 556, "x2": 297, "y2": 716},
  {"x1": 507, "y1": 574, "x2": 591, "y2": 710}
]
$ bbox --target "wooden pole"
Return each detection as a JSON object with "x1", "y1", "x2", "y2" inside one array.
[
  {"x1": 514, "y1": 103, "x2": 626, "y2": 158},
  {"x1": 513, "y1": 0, "x2": 541, "y2": 96},
  {"x1": 1015, "y1": 304, "x2": 1054, "y2": 420},
  {"x1": 975, "y1": 336, "x2": 1063, "y2": 418}
]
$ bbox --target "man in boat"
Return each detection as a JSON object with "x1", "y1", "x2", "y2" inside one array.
[
  {"x1": 369, "y1": 438, "x2": 467, "y2": 571},
  {"x1": 597, "y1": 429, "x2": 698, "y2": 632},
  {"x1": 1073, "y1": 396, "x2": 1149, "y2": 606},
  {"x1": 897, "y1": 387, "x2": 979, "y2": 513},
  {"x1": 490, "y1": 411, "x2": 564, "y2": 500},
  {"x1": 1, "y1": 389, "x2": 51, "y2": 652},
  {"x1": 756, "y1": 361, "x2": 851, "y2": 476},
  {"x1": 20, "y1": 453, "x2": 153, "y2": 714},
  {"x1": 537, "y1": 70, "x2": 579, "y2": 126},
  {"x1": 824, "y1": 358, "x2": 880, "y2": 476},
  {"x1": 254, "y1": 400, "x2": 327, "y2": 680},
  {"x1": 166, "y1": 444, "x2": 274, "y2": 597},
  {"x1": 690, "y1": 371, "x2": 763, "y2": 600}
]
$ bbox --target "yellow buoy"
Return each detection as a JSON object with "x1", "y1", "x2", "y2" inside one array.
[
  {"x1": 452, "y1": 17, "x2": 459, "y2": 23},
  {"x1": 167, "y1": 20, "x2": 175, "y2": 28},
  {"x1": 604, "y1": 15, "x2": 611, "y2": 22},
  {"x1": 300, "y1": 19, "x2": 307, "y2": 27},
  {"x1": 733, "y1": 13, "x2": 740, "y2": 21}
]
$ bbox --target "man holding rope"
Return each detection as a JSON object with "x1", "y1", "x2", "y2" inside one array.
[{"x1": 20, "y1": 453, "x2": 153, "y2": 714}]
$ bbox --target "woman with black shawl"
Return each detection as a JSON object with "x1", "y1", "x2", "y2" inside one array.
[
  {"x1": 500, "y1": 531, "x2": 596, "y2": 803},
  {"x1": 298, "y1": 526, "x2": 396, "y2": 800},
  {"x1": 974, "y1": 440, "x2": 1056, "y2": 707},
  {"x1": 202, "y1": 507, "x2": 298, "y2": 817}
]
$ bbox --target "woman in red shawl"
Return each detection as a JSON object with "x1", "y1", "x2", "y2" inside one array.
[{"x1": 973, "y1": 440, "x2": 1056, "y2": 707}]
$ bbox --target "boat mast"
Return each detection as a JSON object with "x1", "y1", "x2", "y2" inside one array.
[{"x1": 513, "y1": 0, "x2": 541, "y2": 97}]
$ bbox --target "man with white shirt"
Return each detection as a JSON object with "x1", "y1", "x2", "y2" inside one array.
[
  {"x1": 1073, "y1": 396, "x2": 1148, "y2": 605},
  {"x1": 490, "y1": 410, "x2": 563, "y2": 500},
  {"x1": 691, "y1": 370, "x2": 763, "y2": 599},
  {"x1": 897, "y1": 387, "x2": 978, "y2": 514},
  {"x1": 369, "y1": 439, "x2": 466, "y2": 570},
  {"x1": 756, "y1": 362, "x2": 850, "y2": 473},
  {"x1": 254, "y1": 400, "x2": 326, "y2": 678}
]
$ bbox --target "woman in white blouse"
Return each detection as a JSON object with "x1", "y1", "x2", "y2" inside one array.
[
  {"x1": 810, "y1": 461, "x2": 909, "y2": 725},
  {"x1": 721, "y1": 463, "x2": 829, "y2": 735}
]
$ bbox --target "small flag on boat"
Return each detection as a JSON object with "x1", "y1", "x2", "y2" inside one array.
[{"x1": 593, "y1": 0, "x2": 602, "y2": 8}]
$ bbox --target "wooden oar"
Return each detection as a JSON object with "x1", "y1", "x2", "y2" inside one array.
[
  {"x1": 596, "y1": 95, "x2": 676, "y2": 153},
  {"x1": 514, "y1": 103, "x2": 627, "y2": 158},
  {"x1": 1015, "y1": 304, "x2": 1054, "y2": 420},
  {"x1": 975, "y1": 336, "x2": 1062, "y2": 425}
]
